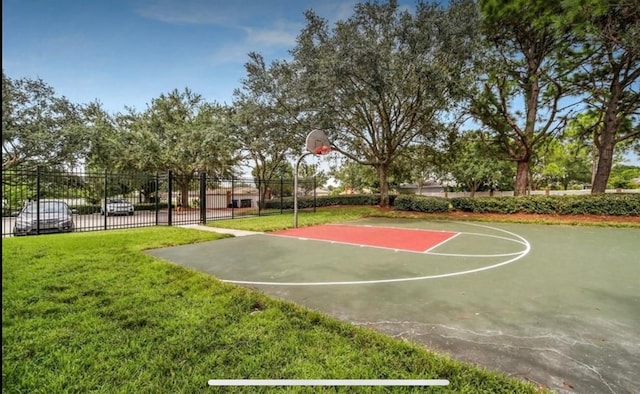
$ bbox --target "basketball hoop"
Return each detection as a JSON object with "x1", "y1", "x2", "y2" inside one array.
[
  {"x1": 306, "y1": 129, "x2": 333, "y2": 156},
  {"x1": 315, "y1": 145, "x2": 332, "y2": 155},
  {"x1": 294, "y1": 129, "x2": 335, "y2": 228}
]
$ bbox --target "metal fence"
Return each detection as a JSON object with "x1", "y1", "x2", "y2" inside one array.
[{"x1": 2, "y1": 168, "x2": 316, "y2": 237}]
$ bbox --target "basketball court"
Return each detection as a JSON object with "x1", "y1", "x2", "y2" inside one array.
[{"x1": 146, "y1": 218, "x2": 639, "y2": 393}]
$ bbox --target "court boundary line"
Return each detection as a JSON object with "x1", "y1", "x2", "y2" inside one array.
[
  {"x1": 222, "y1": 222, "x2": 531, "y2": 286},
  {"x1": 423, "y1": 232, "x2": 461, "y2": 253},
  {"x1": 267, "y1": 230, "x2": 526, "y2": 257},
  {"x1": 268, "y1": 233, "x2": 452, "y2": 254}
]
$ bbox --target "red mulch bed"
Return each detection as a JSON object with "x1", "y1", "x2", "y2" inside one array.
[
  {"x1": 435, "y1": 211, "x2": 640, "y2": 224},
  {"x1": 370, "y1": 206, "x2": 640, "y2": 224}
]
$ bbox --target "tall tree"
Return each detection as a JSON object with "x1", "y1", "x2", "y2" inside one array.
[
  {"x1": 560, "y1": 0, "x2": 640, "y2": 193},
  {"x1": 472, "y1": 0, "x2": 577, "y2": 196},
  {"x1": 2, "y1": 71, "x2": 86, "y2": 171},
  {"x1": 533, "y1": 136, "x2": 592, "y2": 190},
  {"x1": 329, "y1": 161, "x2": 377, "y2": 194},
  {"x1": 448, "y1": 131, "x2": 510, "y2": 196},
  {"x1": 292, "y1": 0, "x2": 481, "y2": 206},
  {"x1": 233, "y1": 53, "x2": 306, "y2": 208},
  {"x1": 124, "y1": 88, "x2": 240, "y2": 207},
  {"x1": 81, "y1": 100, "x2": 120, "y2": 171}
]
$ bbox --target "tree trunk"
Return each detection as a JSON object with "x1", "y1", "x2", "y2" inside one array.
[
  {"x1": 180, "y1": 182, "x2": 190, "y2": 207},
  {"x1": 592, "y1": 86, "x2": 622, "y2": 193},
  {"x1": 470, "y1": 180, "x2": 479, "y2": 198},
  {"x1": 590, "y1": 140, "x2": 599, "y2": 187},
  {"x1": 377, "y1": 165, "x2": 390, "y2": 207},
  {"x1": 258, "y1": 181, "x2": 269, "y2": 210},
  {"x1": 591, "y1": 129, "x2": 616, "y2": 194},
  {"x1": 514, "y1": 160, "x2": 529, "y2": 196}
]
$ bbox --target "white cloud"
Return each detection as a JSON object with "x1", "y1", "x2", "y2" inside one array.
[{"x1": 134, "y1": 0, "x2": 245, "y2": 26}]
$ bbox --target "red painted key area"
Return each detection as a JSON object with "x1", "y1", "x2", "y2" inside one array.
[{"x1": 271, "y1": 224, "x2": 457, "y2": 252}]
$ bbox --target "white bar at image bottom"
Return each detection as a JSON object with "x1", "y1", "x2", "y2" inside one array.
[{"x1": 208, "y1": 379, "x2": 449, "y2": 386}]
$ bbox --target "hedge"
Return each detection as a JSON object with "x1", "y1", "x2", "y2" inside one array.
[
  {"x1": 264, "y1": 194, "x2": 397, "y2": 210},
  {"x1": 69, "y1": 193, "x2": 640, "y2": 217},
  {"x1": 393, "y1": 195, "x2": 451, "y2": 213},
  {"x1": 448, "y1": 194, "x2": 640, "y2": 216}
]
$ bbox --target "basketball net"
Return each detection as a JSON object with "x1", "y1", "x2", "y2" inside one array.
[{"x1": 315, "y1": 145, "x2": 332, "y2": 155}]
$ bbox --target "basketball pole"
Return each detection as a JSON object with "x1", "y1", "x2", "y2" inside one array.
[{"x1": 294, "y1": 151, "x2": 314, "y2": 228}]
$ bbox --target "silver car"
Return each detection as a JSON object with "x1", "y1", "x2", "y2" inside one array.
[
  {"x1": 101, "y1": 198, "x2": 134, "y2": 216},
  {"x1": 13, "y1": 200, "x2": 75, "y2": 236}
]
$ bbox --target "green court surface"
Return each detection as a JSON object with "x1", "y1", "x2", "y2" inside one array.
[{"x1": 146, "y1": 218, "x2": 640, "y2": 393}]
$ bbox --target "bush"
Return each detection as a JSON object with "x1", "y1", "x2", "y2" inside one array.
[
  {"x1": 557, "y1": 194, "x2": 640, "y2": 216},
  {"x1": 448, "y1": 194, "x2": 640, "y2": 216},
  {"x1": 393, "y1": 195, "x2": 451, "y2": 213},
  {"x1": 263, "y1": 194, "x2": 396, "y2": 210}
]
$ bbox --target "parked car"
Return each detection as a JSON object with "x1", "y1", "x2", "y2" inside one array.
[
  {"x1": 101, "y1": 198, "x2": 134, "y2": 216},
  {"x1": 13, "y1": 200, "x2": 75, "y2": 236}
]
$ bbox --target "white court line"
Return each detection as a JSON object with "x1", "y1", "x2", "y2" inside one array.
[
  {"x1": 268, "y1": 233, "x2": 442, "y2": 255},
  {"x1": 423, "y1": 232, "x2": 460, "y2": 253},
  {"x1": 331, "y1": 223, "x2": 456, "y2": 234},
  {"x1": 223, "y1": 222, "x2": 531, "y2": 286},
  {"x1": 269, "y1": 230, "x2": 526, "y2": 258}
]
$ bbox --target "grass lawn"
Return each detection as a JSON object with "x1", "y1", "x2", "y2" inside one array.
[
  {"x1": 205, "y1": 205, "x2": 640, "y2": 232},
  {"x1": 2, "y1": 220, "x2": 549, "y2": 392}
]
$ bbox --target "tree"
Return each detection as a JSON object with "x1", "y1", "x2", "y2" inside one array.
[
  {"x1": 251, "y1": 160, "x2": 294, "y2": 198},
  {"x1": 329, "y1": 161, "x2": 377, "y2": 194},
  {"x1": 122, "y1": 88, "x2": 241, "y2": 207},
  {"x1": 233, "y1": 53, "x2": 307, "y2": 208},
  {"x1": 607, "y1": 164, "x2": 640, "y2": 189},
  {"x1": 384, "y1": 141, "x2": 448, "y2": 194},
  {"x1": 298, "y1": 163, "x2": 328, "y2": 196},
  {"x1": 472, "y1": 0, "x2": 578, "y2": 196},
  {"x1": 2, "y1": 71, "x2": 86, "y2": 171},
  {"x1": 560, "y1": 0, "x2": 640, "y2": 193},
  {"x1": 448, "y1": 131, "x2": 510, "y2": 196},
  {"x1": 534, "y1": 137, "x2": 591, "y2": 190},
  {"x1": 292, "y1": 0, "x2": 481, "y2": 206}
]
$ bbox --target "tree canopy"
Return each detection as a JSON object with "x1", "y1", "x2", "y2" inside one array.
[
  {"x1": 3, "y1": 0, "x2": 638, "y2": 198},
  {"x1": 2, "y1": 71, "x2": 86, "y2": 171},
  {"x1": 291, "y1": 0, "x2": 481, "y2": 206},
  {"x1": 472, "y1": 0, "x2": 578, "y2": 196},
  {"x1": 559, "y1": 0, "x2": 640, "y2": 193}
]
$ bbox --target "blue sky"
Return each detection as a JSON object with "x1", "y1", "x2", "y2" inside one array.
[{"x1": 2, "y1": 0, "x2": 364, "y2": 113}]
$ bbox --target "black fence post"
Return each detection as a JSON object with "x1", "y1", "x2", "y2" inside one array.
[
  {"x1": 168, "y1": 171, "x2": 173, "y2": 226},
  {"x1": 36, "y1": 166, "x2": 41, "y2": 235},
  {"x1": 257, "y1": 178, "x2": 261, "y2": 217},
  {"x1": 200, "y1": 172, "x2": 206, "y2": 224},
  {"x1": 231, "y1": 177, "x2": 235, "y2": 219},
  {"x1": 155, "y1": 173, "x2": 159, "y2": 226},
  {"x1": 103, "y1": 169, "x2": 108, "y2": 230},
  {"x1": 280, "y1": 176, "x2": 284, "y2": 214},
  {"x1": 314, "y1": 176, "x2": 317, "y2": 213}
]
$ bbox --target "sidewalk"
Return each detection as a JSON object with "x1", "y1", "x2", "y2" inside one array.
[{"x1": 178, "y1": 224, "x2": 261, "y2": 237}]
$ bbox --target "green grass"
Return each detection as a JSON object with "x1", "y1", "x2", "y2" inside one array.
[
  {"x1": 207, "y1": 207, "x2": 383, "y2": 232},
  {"x1": 3, "y1": 227, "x2": 547, "y2": 393},
  {"x1": 206, "y1": 206, "x2": 640, "y2": 232}
]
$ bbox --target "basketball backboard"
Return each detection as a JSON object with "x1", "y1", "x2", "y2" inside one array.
[{"x1": 305, "y1": 129, "x2": 332, "y2": 155}]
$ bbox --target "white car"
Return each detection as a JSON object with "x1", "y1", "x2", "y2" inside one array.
[{"x1": 101, "y1": 198, "x2": 134, "y2": 216}]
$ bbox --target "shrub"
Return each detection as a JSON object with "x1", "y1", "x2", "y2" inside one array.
[
  {"x1": 393, "y1": 195, "x2": 451, "y2": 213},
  {"x1": 448, "y1": 194, "x2": 640, "y2": 216},
  {"x1": 263, "y1": 194, "x2": 396, "y2": 210}
]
